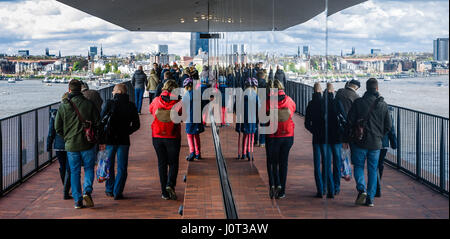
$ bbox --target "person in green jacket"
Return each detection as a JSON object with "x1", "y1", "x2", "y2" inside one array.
[{"x1": 55, "y1": 79, "x2": 100, "y2": 209}]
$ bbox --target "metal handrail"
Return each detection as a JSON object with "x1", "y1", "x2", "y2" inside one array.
[{"x1": 210, "y1": 110, "x2": 238, "y2": 219}]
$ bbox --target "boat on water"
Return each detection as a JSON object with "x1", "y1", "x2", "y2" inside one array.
[
  {"x1": 42, "y1": 77, "x2": 51, "y2": 83},
  {"x1": 384, "y1": 76, "x2": 392, "y2": 81},
  {"x1": 59, "y1": 77, "x2": 69, "y2": 84},
  {"x1": 15, "y1": 77, "x2": 23, "y2": 81},
  {"x1": 8, "y1": 78, "x2": 16, "y2": 83},
  {"x1": 51, "y1": 78, "x2": 58, "y2": 83},
  {"x1": 436, "y1": 81, "x2": 444, "y2": 87}
]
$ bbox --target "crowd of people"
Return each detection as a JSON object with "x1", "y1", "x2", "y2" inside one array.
[{"x1": 47, "y1": 60, "x2": 396, "y2": 209}]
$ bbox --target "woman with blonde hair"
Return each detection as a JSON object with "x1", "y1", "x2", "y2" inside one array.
[{"x1": 149, "y1": 80, "x2": 182, "y2": 200}]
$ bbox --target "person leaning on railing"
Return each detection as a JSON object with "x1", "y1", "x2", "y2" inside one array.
[
  {"x1": 265, "y1": 79, "x2": 296, "y2": 199},
  {"x1": 47, "y1": 92, "x2": 71, "y2": 200},
  {"x1": 347, "y1": 78, "x2": 392, "y2": 207},
  {"x1": 100, "y1": 83, "x2": 140, "y2": 200},
  {"x1": 55, "y1": 79, "x2": 100, "y2": 209},
  {"x1": 149, "y1": 79, "x2": 182, "y2": 201}
]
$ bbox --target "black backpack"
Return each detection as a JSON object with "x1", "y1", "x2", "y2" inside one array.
[{"x1": 99, "y1": 100, "x2": 117, "y2": 143}]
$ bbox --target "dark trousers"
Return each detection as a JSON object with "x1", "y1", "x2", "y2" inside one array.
[
  {"x1": 56, "y1": 151, "x2": 71, "y2": 197},
  {"x1": 266, "y1": 137, "x2": 294, "y2": 194},
  {"x1": 152, "y1": 137, "x2": 181, "y2": 194},
  {"x1": 149, "y1": 92, "x2": 155, "y2": 105},
  {"x1": 376, "y1": 148, "x2": 388, "y2": 196}
]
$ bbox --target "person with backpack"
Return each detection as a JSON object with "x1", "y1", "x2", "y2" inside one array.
[
  {"x1": 347, "y1": 78, "x2": 392, "y2": 207},
  {"x1": 100, "y1": 83, "x2": 140, "y2": 200},
  {"x1": 147, "y1": 68, "x2": 160, "y2": 104},
  {"x1": 47, "y1": 92, "x2": 71, "y2": 200},
  {"x1": 376, "y1": 106, "x2": 397, "y2": 197},
  {"x1": 150, "y1": 80, "x2": 182, "y2": 200},
  {"x1": 55, "y1": 79, "x2": 100, "y2": 209},
  {"x1": 265, "y1": 79, "x2": 296, "y2": 199},
  {"x1": 182, "y1": 78, "x2": 204, "y2": 161},
  {"x1": 305, "y1": 83, "x2": 334, "y2": 198}
]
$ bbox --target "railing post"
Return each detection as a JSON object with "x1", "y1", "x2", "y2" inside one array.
[
  {"x1": 34, "y1": 110, "x2": 39, "y2": 171},
  {"x1": 18, "y1": 115, "x2": 23, "y2": 182},
  {"x1": 48, "y1": 106, "x2": 53, "y2": 163},
  {"x1": 396, "y1": 109, "x2": 402, "y2": 169},
  {"x1": 0, "y1": 120, "x2": 3, "y2": 196},
  {"x1": 416, "y1": 114, "x2": 421, "y2": 180},
  {"x1": 439, "y1": 118, "x2": 445, "y2": 193}
]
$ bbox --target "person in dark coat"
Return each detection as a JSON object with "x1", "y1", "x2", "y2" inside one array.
[
  {"x1": 376, "y1": 106, "x2": 397, "y2": 197},
  {"x1": 335, "y1": 79, "x2": 361, "y2": 120},
  {"x1": 131, "y1": 65, "x2": 148, "y2": 114},
  {"x1": 305, "y1": 83, "x2": 334, "y2": 198},
  {"x1": 47, "y1": 93, "x2": 71, "y2": 200},
  {"x1": 100, "y1": 83, "x2": 140, "y2": 200},
  {"x1": 274, "y1": 66, "x2": 287, "y2": 88},
  {"x1": 183, "y1": 78, "x2": 205, "y2": 161},
  {"x1": 323, "y1": 83, "x2": 343, "y2": 197},
  {"x1": 156, "y1": 71, "x2": 173, "y2": 97},
  {"x1": 241, "y1": 78, "x2": 259, "y2": 161},
  {"x1": 347, "y1": 78, "x2": 392, "y2": 207}
]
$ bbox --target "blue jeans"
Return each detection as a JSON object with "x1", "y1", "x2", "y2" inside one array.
[
  {"x1": 313, "y1": 144, "x2": 334, "y2": 195},
  {"x1": 105, "y1": 145, "x2": 130, "y2": 197},
  {"x1": 134, "y1": 88, "x2": 145, "y2": 113},
  {"x1": 330, "y1": 144, "x2": 342, "y2": 193},
  {"x1": 67, "y1": 147, "x2": 96, "y2": 203},
  {"x1": 351, "y1": 145, "x2": 380, "y2": 200}
]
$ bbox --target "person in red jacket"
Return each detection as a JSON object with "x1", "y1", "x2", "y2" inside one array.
[
  {"x1": 265, "y1": 79, "x2": 296, "y2": 199},
  {"x1": 149, "y1": 80, "x2": 182, "y2": 200}
]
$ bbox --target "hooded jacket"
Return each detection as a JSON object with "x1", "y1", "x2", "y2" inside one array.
[
  {"x1": 335, "y1": 86, "x2": 360, "y2": 117},
  {"x1": 131, "y1": 69, "x2": 148, "y2": 89},
  {"x1": 149, "y1": 90, "x2": 181, "y2": 139},
  {"x1": 267, "y1": 90, "x2": 296, "y2": 138},
  {"x1": 100, "y1": 93, "x2": 140, "y2": 145},
  {"x1": 47, "y1": 109, "x2": 65, "y2": 151},
  {"x1": 347, "y1": 91, "x2": 392, "y2": 150},
  {"x1": 147, "y1": 72, "x2": 159, "y2": 92}
]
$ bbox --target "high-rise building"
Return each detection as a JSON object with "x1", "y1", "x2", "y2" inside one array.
[
  {"x1": 89, "y1": 46, "x2": 98, "y2": 59},
  {"x1": 18, "y1": 50, "x2": 30, "y2": 57},
  {"x1": 433, "y1": 38, "x2": 449, "y2": 61},
  {"x1": 351, "y1": 47, "x2": 356, "y2": 56},
  {"x1": 158, "y1": 44, "x2": 169, "y2": 54},
  {"x1": 45, "y1": 48, "x2": 50, "y2": 56},
  {"x1": 303, "y1": 45, "x2": 310, "y2": 57},
  {"x1": 190, "y1": 32, "x2": 209, "y2": 57},
  {"x1": 371, "y1": 49, "x2": 381, "y2": 55}
]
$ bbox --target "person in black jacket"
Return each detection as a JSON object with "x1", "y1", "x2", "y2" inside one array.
[
  {"x1": 323, "y1": 83, "x2": 343, "y2": 197},
  {"x1": 47, "y1": 92, "x2": 71, "y2": 200},
  {"x1": 305, "y1": 83, "x2": 334, "y2": 198},
  {"x1": 376, "y1": 106, "x2": 397, "y2": 197},
  {"x1": 131, "y1": 65, "x2": 148, "y2": 114},
  {"x1": 100, "y1": 83, "x2": 140, "y2": 200},
  {"x1": 347, "y1": 78, "x2": 391, "y2": 207}
]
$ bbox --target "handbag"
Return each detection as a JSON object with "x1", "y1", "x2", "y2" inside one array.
[
  {"x1": 68, "y1": 99, "x2": 98, "y2": 144},
  {"x1": 349, "y1": 98, "x2": 380, "y2": 142},
  {"x1": 96, "y1": 150, "x2": 110, "y2": 183}
]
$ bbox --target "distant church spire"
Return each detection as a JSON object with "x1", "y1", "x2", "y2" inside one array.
[{"x1": 100, "y1": 44, "x2": 103, "y2": 58}]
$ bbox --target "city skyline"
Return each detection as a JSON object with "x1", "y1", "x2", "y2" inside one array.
[{"x1": 0, "y1": 0, "x2": 448, "y2": 56}]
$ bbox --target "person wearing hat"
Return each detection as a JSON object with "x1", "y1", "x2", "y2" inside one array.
[
  {"x1": 335, "y1": 79, "x2": 361, "y2": 118},
  {"x1": 182, "y1": 77, "x2": 205, "y2": 161},
  {"x1": 81, "y1": 81, "x2": 103, "y2": 113},
  {"x1": 55, "y1": 79, "x2": 100, "y2": 209}
]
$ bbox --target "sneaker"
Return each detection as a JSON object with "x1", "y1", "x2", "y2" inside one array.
[
  {"x1": 365, "y1": 197, "x2": 374, "y2": 207},
  {"x1": 277, "y1": 193, "x2": 286, "y2": 199},
  {"x1": 246, "y1": 152, "x2": 251, "y2": 161},
  {"x1": 355, "y1": 192, "x2": 367, "y2": 205},
  {"x1": 327, "y1": 193, "x2": 334, "y2": 199},
  {"x1": 74, "y1": 200, "x2": 85, "y2": 209},
  {"x1": 83, "y1": 193, "x2": 94, "y2": 208},
  {"x1": 195, "y1": 154, "x2": 201, "y2": 160},
  {"x1": 274, "y1": 186, "x2": 283, "y2": 199},
  {"x1": 186, "y1": 153, "x2": 195, "y2": 161},
  {"x1": 63, "y1": 195, "x2": 73, "y2": 200},
  {"x1": 161, "y1": 193, "x2": 170, "y2": 200},
  {"x1": 105, "y1": 192, "x2": 114, "y2": 197},
  {"x1": 114, "y1": 194, "x2": 125, "y2": 200},
  {"x1": 269, "y1": 186, "x2": 276, "y2": 199},
  {"x1": 166, "y1": 186, "x2": 177, "y2": 200},
  {"x1": 237, "y1": 155, "x2": 241, "y2": 160},
  {"x1": 260, "y1": 144, "x2": 265, "y2": 148},
  {"x1": 315, "y1": 192, "x2": 323, "y2": 198}
]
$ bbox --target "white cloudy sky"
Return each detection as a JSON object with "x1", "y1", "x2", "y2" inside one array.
[{"x1": 0, "y1": 0, "x2": 448, "y2": 56}]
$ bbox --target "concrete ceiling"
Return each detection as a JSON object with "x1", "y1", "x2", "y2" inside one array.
[{"x1": 56, "y1": 0, "x2": 366, "y2": 32}]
